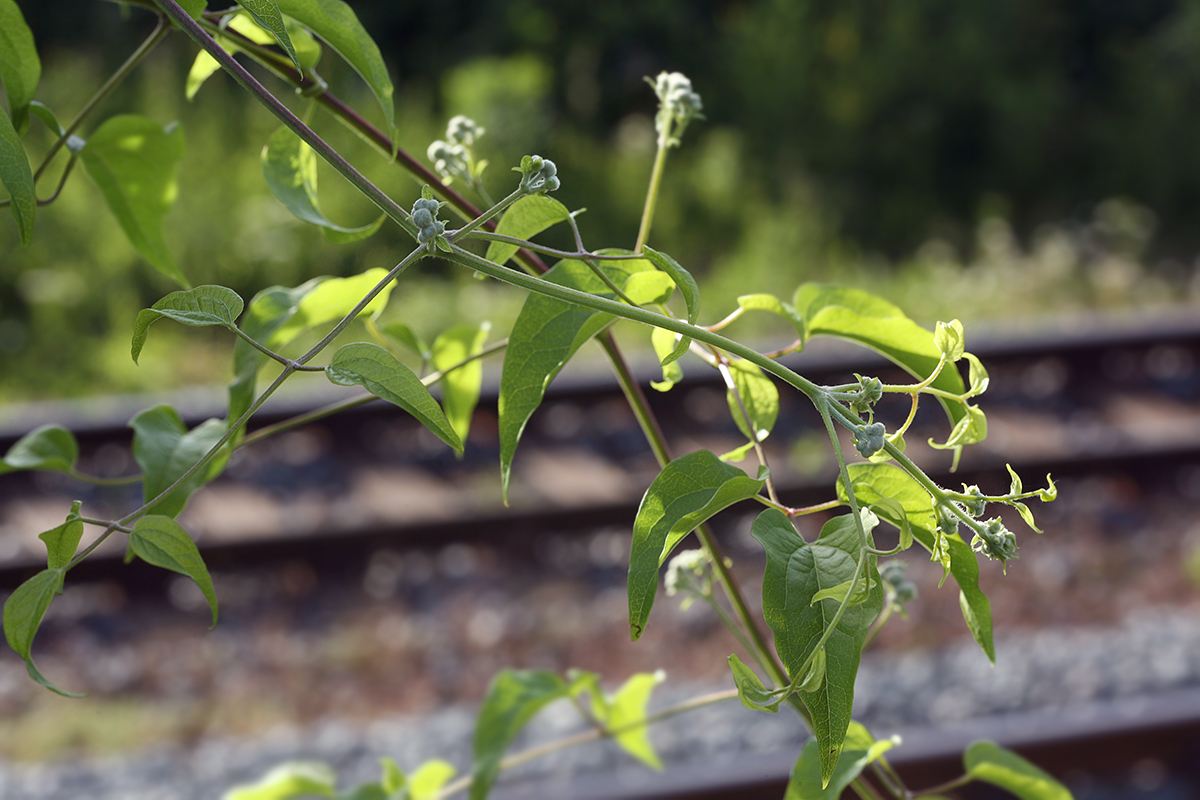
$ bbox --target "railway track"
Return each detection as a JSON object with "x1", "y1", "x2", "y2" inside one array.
[{"x1": 0, "y1": 309, "x2": 1199, "y2": 798}]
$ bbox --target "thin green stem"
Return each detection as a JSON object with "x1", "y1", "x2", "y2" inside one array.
[
  {"x1": 634, "y1": 128, "x2": 672, "y2": 252},
  {"x1": 447, "y1": 188, "x2": 523, "y2": 242},
  {"x1": 717, "y1": 360, "x2": 778, "y2": 505},
  {"x1": 916, "y1": 772, "x2": 972, "y2": 796},
  {"x1": 433, "y1": 688, "x2": 739, "y2": 800},
  {"x1": 35, "y1": 154, "x2": 79, "y2": 206},
  {"x1": 240, "y1": 338, "x2": 507, "y2": 449},
  {"x1": 66, "y1": 469, "x2": 141, "y2": 488},
  {"x1": 462, "y1": 230, "x2": 644, "y2": 262},
  {"x1": 33, "y1": 17, "x2": 170, "y2": 182},
  {"x1": 155, "y1": 0, "x2": 418, "y2": 240}
]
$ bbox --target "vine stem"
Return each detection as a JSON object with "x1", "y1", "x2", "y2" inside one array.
[
  {"x1": 154, "y1": 0, "x2": 418, "y2": 240},
  {"x1": 32, "y1": 16, "x2": 171, "y2": 183},
  {"x1": 432, "y1": 688, "x2": 739, "y2": 800},
  {"x1": 634, "y1": 123, "x2": 672, "y2": 253}
]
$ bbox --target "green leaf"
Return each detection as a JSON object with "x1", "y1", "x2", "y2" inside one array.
[
  {"x1": 472, "y1": 670, "x2": 572, "y2": 800},
  {"x1": 267, "y1": 269, "x2": 396, "y2": 348},
  {"x1": 621, "y1": 271, "x2": 677, "y2": 306},
  {"x1": 725, "y1": 359, "x2": 778, "y2": 444},
  {"x1": 838, "y1": 463, "x2": 994, "y2": 663},
  {"x1": 2, "y1": 568, "x2": 82, "y2": 697},
  {"x1": 223, "y1": 761, "x2": 338, "y2": 800},
  {"x1": 186, "y1": 51, "x2": 224, "y2": 102},
  {"x1": 0, "y1": 424, "x2": 78, "y2": 475},
  {"x1": 794, "y1": 284, "x2": 969, "y2": 430},
  {"x1": 131, "y1": 285, "x2": 244, "y2": 364},
  {"x1": 729, "y1": 653, "x2": 784, "y2": 712},
  {"x1": 338, "y1": 784, "x2": 388, "y2": 800},
  {"x1": 236, "y1": 0, "x2": 303, "y2": 73},
  {"x1": 752, "y1": 509, "x2": 883, "y2": 786},
  {"x1": 498, "y1": 255, "x2": 659, "y2": 501},
  {"x1": 408, "y1": 760, "x2": 456, "y2": 800},
  {"x1": 431, "y1": 323, "x2": 490, "y2": 449},
  {"x1": 326, "y1": 343, "x2": 462, "y2": 453},
  {"x1": 650, "y1": 325, "x2": 684, "y2": 391},
  {"x1": 642, "y1": 246, "x2": 700, "y2": 365},
  {"x1": 378, "y1": 758, "x2": 405, "y2": 795},
  {"x1": 130, "y1": 516, "x2": 218, "y2": 628},
  {"x1": 130, "y1": 406, "x2": 229, "y2": 518},
  {"x1": 607, "y1": 671, "x2": 664, "y2": 769},
  {"x1": 0, "y1": 104, "x2": 34, "y2": 245},
  {"x1": 929, "y1": 405, "x2": 988, "y2": 450},
  {"x1": 0, "y1": 0, "x2": 40, "y2": 127},
  {"x1": 785, "y1": 722, "x2": 899, "y2": 800},
  {"x1": 382, "y1": 322, "x2": 432, "y2": 361},
  {"x1": 965, "y1": 353, "x2": 990, "y2": 397},
  {"x1": 628, "y1": 450, "x2": 767, "y2": 640},
  {"x1": 262, "y1": 125, "x2": 386, "y2": 243},
  {"x1": 38, "y1": 500, "x2": 83, "y2": 570},
  {"x1": 273, "y1": 0, "x2": 396, "y2": 138},
  {"x1": 737, "y1": 293, "x2": 805, "y2": 338},
  {"x1": 228, "y1": 280, "x2": 322, "y2": 431},
  {"x1": 79, "y1": 115, "x2": 188, "y2": 287},
  {"x1": 964, "y1": 741, "x2": 1072, "y2": 800},
  {"x1": 933, "y1": 319, "x2": 965, "y2": 361},
  {"x1": 484, "y1": 193, "x2": 571, "y2": 266},
  {"x1": 810, "y1": 574, "x2": 878, "y2": 607}
]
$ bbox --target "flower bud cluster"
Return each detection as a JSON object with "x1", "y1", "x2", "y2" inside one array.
[
  {"x1": 853, "y1": 422, "x2": 886, "y2": 458},
  {"x1": 411, "y1": 197, "x2": 445, "y2": 245},
  {"x1": 651, "y1": 71, "x2": 703, "y2": 132},
  {"x1": 960, "y1": 485, "x2": 986, "y2": 518},
  {"x1": 665, "y1": 549, "x2": 708, "y2": 597},
  {"x1": 972, "y1": 518, "x2": 1018, "y2": 564},
  {"x1": 849, "y1": 374, "x2": 883, "y2": 415},
  {"x1": 446, "y1": 115, "x2": 484, "y2": 146},
  {"x1": 518, "y1": 155, "x2": 560, "y2": 194},
  {"x1": 880, "y1": 560, "x2": 917, "y2": 607},
  {"x1": 427, "y1": 115, "x2": 485, "y2": 184}
]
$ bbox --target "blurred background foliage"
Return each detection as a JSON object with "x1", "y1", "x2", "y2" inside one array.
[{"x1": 4, "y1": 0, "x2": 1200, "y2": 402}]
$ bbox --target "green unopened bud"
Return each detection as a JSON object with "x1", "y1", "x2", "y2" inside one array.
[
  {"x1": 446, "y1": 114, "x2": 484, "y2": 146},
  {"x1": 853, "y1": 422, "x2": 886, "y2": 458},
  {"x1": 427, "y1": 140, "x2": 469, "y2": 183},
  {"x1": 517, "y1": 154, "x2": 560, "y2": 194},
  {"x1": 960, "y1": 485, "x2": 986, "y2": 517},
  {"x1": 849, "y1": 374, "x2": 883, "y2": 415},
  {"x1": 972, "y1": 517, "x2": 1018, "y2": 565},
  {"x1": 411, "y1": 196, "x2": 446, "y2": 245}
]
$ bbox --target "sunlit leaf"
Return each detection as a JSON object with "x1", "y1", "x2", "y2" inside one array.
[
  {"x1": 408, "y1": 760, "x2": 456, "y2": 800},
  {"x1": 484, "y1": 193, "x2": 570, "y2": 266},
  {"x1": 471, "y1": 670, "x2": 572, "y2": 800},
  {"x1": 933, "y1": 319, "x2": 965, "y2": 361},
  {"x1": 0, "y1": 424, "x2": 78, "y2": 475},
  {"x1": 642, "y1": 246, "x2": 700, "y2": 364},
  {"x1": 131, "y1": 285, "x2": 244, "y2": 363},
  {"x1": 725, "y1": 359, "x2": 778, "y2": 444},
  {"x1": 326, "y1": 343, "x2": 462, "y2": 453},
  {"x1": 273, "y1": 0, "x2": 396, "y2": 138},
  {"x1": 785, "y1": 722, "x2": 898, "y2": 798},
  {"x1": 79, "y1": 115, "x2": 188, "y2": 287},
  {"x1": 729, "y1": 653, "x2": 784, "y2": 712},
  {"x1": 431, "y1": 323, "x2": 490, "y2": 449},
  {"x1": 223, "y1": 761, "x2": 338, "y2": 800},
  {"x1": 267, "y1": 269, "x2": 396, "y2": 347},
  {"x1": 650, "y1": 326, "x2": 684, "y2": 391},
  {"x1": 794, "y1": 284, "x2": 970, "y2": 431},
  {"x1": 262, "y1": 126, "x2": 386, "y2": 243},
  {"x1": 228, "y1": 280, "x2": 322, "y2": 430},
  {"x1": 838, "y1": 463, "x2": 994, "y2": 663},
  {"x1": 129, "y1": 515, "x2": 218, "y2": 627},
  {"x1": 129, "y1": 406, "x2": 229, "y2": 518},
  {"x1": 607, "y1": 671, "x2": 665, "y2": 769},
  {"x1": 752, "y1": 509, "x2": 883, "y2": 785},
  {"x1": 628, "y1": 450, "x2": 767, "y2": 640},
  {"x1": 381, "y1": 322, "x2": 431, "y2": 361},
  {"x1": 738, "y1": 293, "x2": 804, "y2": 338},
  {"x1": 498, "y1": 255, "x2": 659, "y2": 501},
  {"x1": 964, "y1": 741, "x2": 1072, "y2": 800}
]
